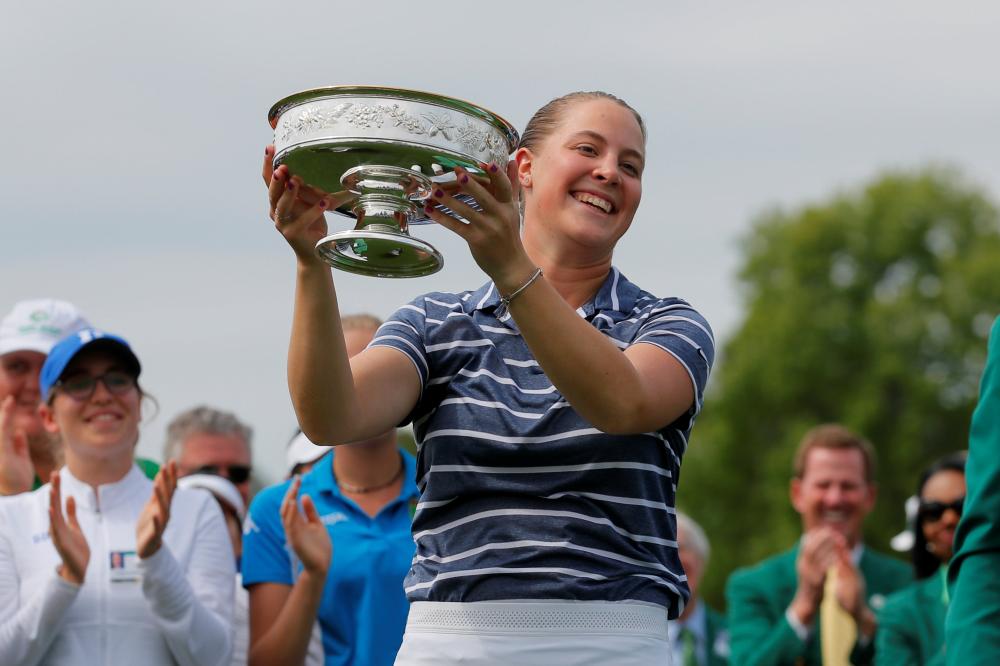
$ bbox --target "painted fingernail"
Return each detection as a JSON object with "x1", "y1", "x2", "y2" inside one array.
[
  {"x1": 287, "y1": 180, "x2": 295, "y2": 189},
  {"x1": 265, "y1": 146, "x2": 272, "y2": 155},
  {"x1": 489, "y1": 163, "x2": 498, "y2": 173},
  {"x1": 460, "y1": 174, "x2": 469, "y2": 184},
  {"x1": 424, "y1": 204, "x2": 435, "y2": 214},
  {"x1": 434, "y1": 189, "x2": 444, "y2": 198},
  {"x1": 319, "y1": 199, "x2": 328, "y2": 209}
]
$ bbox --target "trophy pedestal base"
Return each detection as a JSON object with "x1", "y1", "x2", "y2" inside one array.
[{"x1": 315, "y1": 228, "x2": 443, "y2": 278}]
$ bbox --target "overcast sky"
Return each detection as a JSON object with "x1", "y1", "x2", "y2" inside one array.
[{"x1": 2, "y1": 1, "x2": 998, "y2": 483}]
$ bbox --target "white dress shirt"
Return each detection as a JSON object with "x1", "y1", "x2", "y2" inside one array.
[{"x1": 0, "y1": 465, "x2": 235, "y2": 665}]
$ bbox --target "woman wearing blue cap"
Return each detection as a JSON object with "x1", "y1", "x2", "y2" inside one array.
[{"x1": 0, "y1": 328, "x2": 235, "y2": 665}]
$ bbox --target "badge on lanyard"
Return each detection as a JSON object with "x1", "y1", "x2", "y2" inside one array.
[{"x1": 109, "y1": 550, "x2": 142, "y2": 583}]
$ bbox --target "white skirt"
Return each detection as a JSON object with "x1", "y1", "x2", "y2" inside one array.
[{"x1": 394, "y1": 601, "x2": 673, "y2": 666}]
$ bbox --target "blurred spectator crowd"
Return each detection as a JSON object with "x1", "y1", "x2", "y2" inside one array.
[{"x1": 0, "y1": 297, "x2": 995, "y2": 665}]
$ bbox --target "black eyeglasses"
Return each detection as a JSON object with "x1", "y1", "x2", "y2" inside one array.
[
  {"x1": 191, "y1": 464, "x2": 252, "y2": 484},
  {"x1": 55, "y1": 371, "x2": 136, "y2": 401},
  {"x1": 919, "y1": 497, "x2": 965, "y2": 522}
]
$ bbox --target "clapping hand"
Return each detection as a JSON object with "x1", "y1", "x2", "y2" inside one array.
[
  {"x1": 832, "y1": 543, "x2": 876, "y2": 637},
  {"x1": 790, "y1": 527, "x2": 844, "y2": 623},
  {"x1": 280, "y1": 475, "x2": 332, "y2": 576},
  {"x1": 0, "y1": 395, "x2": 35, "y2": 496},
  {"x1": 48, "y1": 470, "x2": 90, "y2": 585},
  {"x1": 136, "y1": 461, "x2": 177, "y2": 559}
]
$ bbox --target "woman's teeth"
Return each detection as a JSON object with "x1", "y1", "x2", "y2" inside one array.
[{"x1": 573, "y1": 192, "x2": 613, "y2": 213}]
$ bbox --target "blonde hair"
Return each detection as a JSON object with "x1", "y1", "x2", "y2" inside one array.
[{"x1": 518, "y1": 91, "x2": 647, "y2": 153}]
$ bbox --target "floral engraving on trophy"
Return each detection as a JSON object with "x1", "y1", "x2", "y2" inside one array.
[
  {"x1": 278, "y1": 102, "x2": 355, "y2": 142},
  {"x1": 422, "y1": 111, "x2": 456, "y2": 141},
  {"x1": 345, "y1": 104, "x2": 388, "y2": 129},
  {"x1": 277, "y1": 100, "x2": 507, "y2": 165},
  {"x1": 456, "y1": 121, "x2": 508, "y2": 166},
  {"x1": 386, "y1": 105, "x2": 427, "y2": 134}
]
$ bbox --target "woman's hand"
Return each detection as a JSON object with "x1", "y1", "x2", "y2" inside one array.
[
  {"x1": 136, "y1": 460, "x2": 177, "y2": 559},
  {"x1": 48, "y1": 470, "x2": 90, "y2": 585},
  {"x1": 422, "y1": 162, "x2": 535, "y2": 291},
  {"x1": 262, "y1": 145, "x2": 352, "y2": 264},
  {"x1": 0, "y1": 396, "x2": 34, "y2": 496},
  {"x1": 280, "y1": 476, "x2": 332, "y2": 576}
]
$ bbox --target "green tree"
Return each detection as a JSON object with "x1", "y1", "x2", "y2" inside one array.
[{"x1": 681, "y1": 167, "x2": 1000, "y2": 610}]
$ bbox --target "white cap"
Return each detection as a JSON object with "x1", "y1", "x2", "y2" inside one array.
[
  {"x1": 286, "y1": 432, "x2": 333, "y2": 474},
  {"x1": 0, "y1": 299, "x2": 90, "y2": 356},
  {"x1": 178, "y1": 474, "x2": 246, "y2": 520}
]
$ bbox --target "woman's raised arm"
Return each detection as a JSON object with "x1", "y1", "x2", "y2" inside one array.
[
  {"x1": 425, "y1": 164, "x2": 706, "y2": 435},
  {"x1": 264, "y1": 147, "x2": 421, "y2": 443}
]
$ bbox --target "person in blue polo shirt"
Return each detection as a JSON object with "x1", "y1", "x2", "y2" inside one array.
[
  {"x1": 263, "y1": 91, "x2": 715, "y2": 664},
  {"x1": 242, "y1": 315, "x2": 418, "y2": 666}
]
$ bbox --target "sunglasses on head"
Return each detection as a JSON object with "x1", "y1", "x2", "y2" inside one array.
[
  {"x1": 55, "y1": 370, "x2": 136, "y2": 401},
  {"x1": 919, "y1": 497, "x2": 965, "y2": 522},
  {"x1": 191, "y1": 464, "x2": 252, "y2": 484}
]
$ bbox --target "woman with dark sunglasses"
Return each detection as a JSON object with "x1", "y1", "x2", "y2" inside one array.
[
  {"x1": 0, "y1": 328, "x2": 235, "y2": 665},
  {"x1": 876, "y1": 452, "x2": 967, "y2": 665}
]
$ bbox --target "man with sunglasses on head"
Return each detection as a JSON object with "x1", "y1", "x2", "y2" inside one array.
[
  {"x1": 163, "y1": 405, "x2": 254, "y2": 505},
  {"x1": 726, "y1": 424, "x2": 912, "y2": 665}
]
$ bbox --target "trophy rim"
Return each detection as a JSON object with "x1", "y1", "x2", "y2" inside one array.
[{"x1": 268, "y1": 85, "x2": 519, "y2": 148}]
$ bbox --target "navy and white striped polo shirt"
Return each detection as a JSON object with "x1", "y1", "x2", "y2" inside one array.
[{"x1": 371, "y1": 267, "x2": 715, "y2": 617}]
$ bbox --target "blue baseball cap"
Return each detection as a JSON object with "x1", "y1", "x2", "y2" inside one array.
[{"x1": 40, "y1": 328, "x2": 141, "y2": 401}]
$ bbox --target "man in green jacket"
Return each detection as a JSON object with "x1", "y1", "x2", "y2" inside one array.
[
  {"x1": 946, "y1": 316, "x2": 1000, "y2": 664},
  {"x1": 726, "y1": 425, "x2": 911, "y2": 665},
  {"x1": 673, "y1": 511, "x2": 729, "y2": 666},
  {"x1": 877, "y1": 569, "x2": 948, "y2": 665}
]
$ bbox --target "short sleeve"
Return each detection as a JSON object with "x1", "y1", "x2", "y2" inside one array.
[
  {"x1": 369, "y1": 297, "x2": 431, "y2": 388},
  {"x1": 632, "y1": 301, "x2": 715, "y2": 423},
  {"x1": 241, "y1": 484, "x2": 293, "y2": 588}
]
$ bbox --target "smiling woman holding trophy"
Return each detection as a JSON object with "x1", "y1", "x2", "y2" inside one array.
[{"x1": 262, "y1": 87, "x2": 715, "y2": 665}]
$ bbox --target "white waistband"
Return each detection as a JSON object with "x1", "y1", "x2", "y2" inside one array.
[{"x1": 405, "y1": 601, "x2": 669, "y2": 637}]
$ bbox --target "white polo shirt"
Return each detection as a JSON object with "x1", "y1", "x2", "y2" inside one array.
[{"x1": 0, "y1": 464, "x2": 235, "y2": 665}]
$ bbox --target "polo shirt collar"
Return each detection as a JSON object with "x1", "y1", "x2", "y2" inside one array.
[
  {"x1": 310, "y1": 447, "x2": 419, "y2": 503},
  {"x1": 473, "y1": 266, "x2": 640, "y2": 328},
  {"x1": 59, "y1": 463, "x2": 148, "y2": 512}
]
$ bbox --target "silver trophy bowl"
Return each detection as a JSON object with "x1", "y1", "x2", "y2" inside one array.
[{"x1": 269, "y1": 86, "x2": 520, "y2": 278}]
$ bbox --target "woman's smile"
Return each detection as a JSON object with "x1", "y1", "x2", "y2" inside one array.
[{"x1": 571, "y1": 190, "x2": 616, "y2": 214}]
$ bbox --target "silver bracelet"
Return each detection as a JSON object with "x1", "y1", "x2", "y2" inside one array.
[{"x1": 495, "y1": 267, "x2": 543, "y2": 320}]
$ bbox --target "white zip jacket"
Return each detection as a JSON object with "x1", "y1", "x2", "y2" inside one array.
[{"x1": 0, "y1": 465, "x2": 235, "y2": 666}]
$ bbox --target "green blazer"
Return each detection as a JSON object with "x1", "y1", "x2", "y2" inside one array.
[
  {"x1": 725, "y1": 544, "x2": 911, "y2": 666},
  {"x1": 876, "y1": 569, "x2": 947, "y2": 665},
  {"x1": 947, "y1": 316, "x2": 1000, "y2": 664}
]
